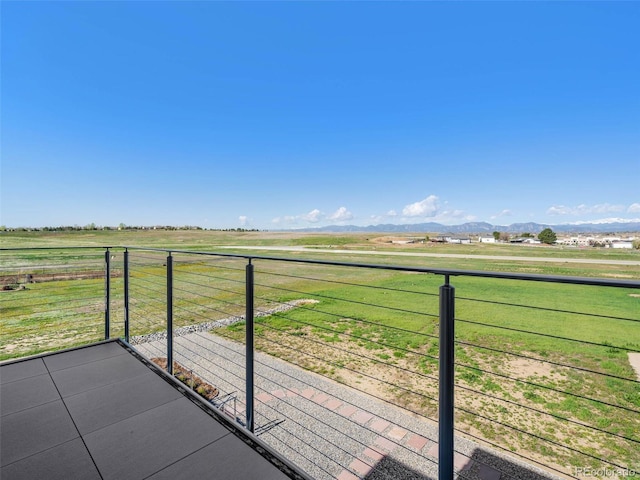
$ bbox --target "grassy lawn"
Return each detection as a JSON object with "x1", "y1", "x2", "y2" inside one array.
[{"x1": 0, "y1": 279, "x2": 107, "y2": 359}]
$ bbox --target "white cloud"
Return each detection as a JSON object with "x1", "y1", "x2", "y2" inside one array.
[
  {"x1": 238, "y1": 216, "x2": 248, "y2": 226},
  {"x1": 490, "y1": 209, "x2": 512, "y2": 220},
  {"x1": 274, "y1": 209, "x2": 326, "y2": 225},
  {"x1": 592, "y1": 203, "x2": 625, "y2": 213},
  {"x1": 571, "y1": 217, "x2": 640, "y2": 225},
  {"x1": 437, "y1": 209, "x2": 463, "y2": 219},
  {"x1": 402, "y1": 195, "x2": 439, "y2": 217},
  {"x1": 433, "y1": 209, "x2": 475, "y2": 224},
  {"x1": 377, "y1": 197, "x2": 473, "y2": 225},
  {"x1": 547, "y1": 205, "x2": 571, "y2": 216},
  {"x1": 628, "y1": 203, "x2": 640, "y2": 213},
  {"x1": 328, "y1": 206, "x2": 353, "y2": 222},
  {"x1": 271, "y1": 215, "x2": 297, "y2": 225},
  {"x1": 547, "y1": 203, "x2": 625, "y2": 216},
  {"x1": 368, "y1": 210, "x2": 397, "y2": 223},
  {"x1": 301, "y1": 209, "x2": 322, "y2": 223}
]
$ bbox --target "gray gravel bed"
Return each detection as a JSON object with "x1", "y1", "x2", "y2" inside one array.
[
  {"x1": 129, "y1": 299, "x2": 316, "y2": 346},
  {"x1": 133, "y1": 331, "x2": 567, "y2": 480}
]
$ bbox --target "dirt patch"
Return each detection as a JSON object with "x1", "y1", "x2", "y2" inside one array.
[
  {"x1": 370, "y1": 236, "x2": 428, "y2": 247},
  {"x1": 629, "y1": 294, "x2": 640, "y2": 298},
  {"x1": 601, "y1": 273, "x2": 635, "y2": 279},
  {"x1": 507, "y1": 357, "x2": 560, "y2": 380},
  {"x1": 0, "y1": 271, "x2": 121, "y2": 287}
]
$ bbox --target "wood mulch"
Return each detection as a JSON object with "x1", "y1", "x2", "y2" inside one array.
[{"x1": 150, "y1": 357, "x2": 219, "y2": 401}]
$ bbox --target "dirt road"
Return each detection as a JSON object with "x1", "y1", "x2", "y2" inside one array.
[{"x1": 219, "y1": 245, "x2": 640, "y2": 266}]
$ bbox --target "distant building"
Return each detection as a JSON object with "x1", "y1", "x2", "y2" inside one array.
[
  {"x1": 611, "y1": 241, "x2": 633, "y2": 249},
  {"x1": 478, "y1": 237, "x2": 496, "y2": 243},
  {"x1": 556, "y1": 236, "x2": 594, "y2": 247},
  {"x1": 445, "y1": 236, "x2": 471, "y2": 244}
]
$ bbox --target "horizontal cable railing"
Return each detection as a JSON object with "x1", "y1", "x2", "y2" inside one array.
[{"x1": 1, "y1": 246, "x2": 638, "y2": 480}]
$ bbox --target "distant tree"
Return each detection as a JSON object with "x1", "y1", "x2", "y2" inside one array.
[
  {"x1": 633, "y1": 239, "x2": 640, "y2": 250},
  {"x1": 499, "y1": 232, "x2": 510, "y2": 241},
  {"x1": 521, "y1": 232, "x2": 533, "y2": 238},
  {"x1": 492, "y1": 231, "x2": 500, "y2": 241},
  {"x1": 538, "y1": 228, "x2": 557, "y2": 245}
]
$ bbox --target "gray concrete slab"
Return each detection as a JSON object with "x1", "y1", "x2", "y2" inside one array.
[
  {"x1": 147, "y1": 434, "x2": 294, "y2": 480},
  {"x1": 0, "y1": 438, "x2": 101, "y2": 480},
  {"x1": 83, "y1": 397, "x2": 230, "y2": 480},
  {"x1": 43, "y1": 341, "x2": 128, "y2": 372},
  {"x1": 0, "y1": 373, "x2": 60, "y2": 416},
  {"x1": 0, "y1": 358, "x2": 47, "y2": 384},
  {"x1": 64, "y1": 368, "x2": 183, "y2": 435},
  {"x1": 0, "y1": 400, "x2": 79, "y2": 467},
  {"x1": 50, "y1": 350, "x2": 150, "y2": 396}
]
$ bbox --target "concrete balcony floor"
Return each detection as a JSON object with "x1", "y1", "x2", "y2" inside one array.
[{"x1": 0, "y1": 340, "x2": 307, "y2": 480}]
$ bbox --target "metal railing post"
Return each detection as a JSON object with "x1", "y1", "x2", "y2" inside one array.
[
  {"x1": 167, "y1": 253, "x2": 174, "y2": 375},
  {"x1": 104, "y1": 249, "x2": 111, "y2": 340},
  {"x1": 245, "y1": 259, "x2": 255, "y2": 433},
  {"x1": 439, "y1": 275, "x2": 455, "y2": 480},
  {"x1": 123, "y1": 249, "x2": 130, "y2": 342}
]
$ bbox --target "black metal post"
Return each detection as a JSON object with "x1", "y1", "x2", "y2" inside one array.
[
  {"x1": 123, "y1": 249, "x2": 130, "y2": 343},
  {"x1": 104, "y1": 249, "x2": 111, "y2": 340},
  {"x1": 167, "y1": 254, "x2": 174, "y2": 375},
  {"x1": 245, "y1": 260, "x2": 255, "y2": 433},
  {"x1": 439, "y1": 275, "x2": 455, "y2": 480}
]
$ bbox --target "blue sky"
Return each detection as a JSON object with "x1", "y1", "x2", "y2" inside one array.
[{"x1": 2, "y1": 1, "x2": 639, "y2": 229}]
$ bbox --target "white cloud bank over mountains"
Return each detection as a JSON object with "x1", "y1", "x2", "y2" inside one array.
[
  {"x1": 272, "y1": 207, "x2": 354, "y2": 226},
  {"x1": 547, "y1": 203, "x2": 639, "y2": 216},
  {"x1": 266, "y1": 197, "x2": 639, "y2": 229},
  {"x1": 270, "y1": 195, "x2": 473, "y2": 227},
  {"x1": 570, "y1": 217, "x2": 640, "y2": 225}
]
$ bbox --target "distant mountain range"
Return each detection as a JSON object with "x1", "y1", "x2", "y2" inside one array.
[{"x1": 292, "y1": 221, "x2": 640, "y2": 234}]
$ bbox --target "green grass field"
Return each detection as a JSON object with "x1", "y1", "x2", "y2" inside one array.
[
  {"x1": 2, "y1": 228, "x2": 639, "y2": 261},
  {"x1": 1, "y1": 230, "x2": 639, "y2": 474}
]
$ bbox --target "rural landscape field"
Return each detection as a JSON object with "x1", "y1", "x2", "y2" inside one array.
[{"x1": 1, "y1": 229, "x2": 638, "y2": 478}]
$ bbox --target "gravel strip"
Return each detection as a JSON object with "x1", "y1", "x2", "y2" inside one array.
[
  {"x1": 133, "y1": 329, "x2": 567, "y2": 480},
  {"x1": 129, "y1": 299, "x2": 318, "y2": 345}
]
